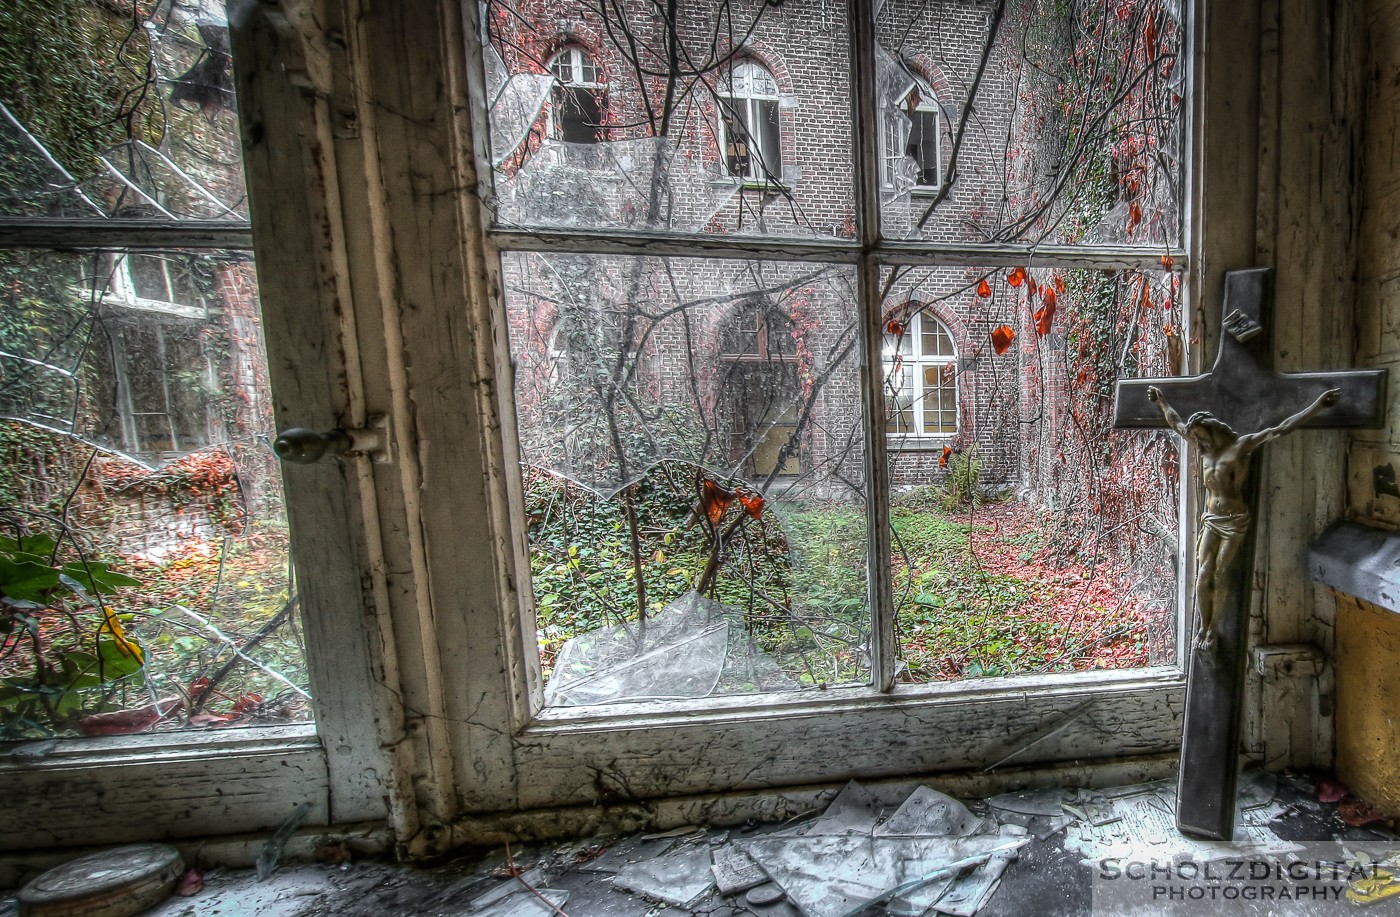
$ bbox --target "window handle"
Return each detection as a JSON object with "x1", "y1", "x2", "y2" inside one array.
[{"x1": 274, "y1": 415, "x2": 390, "y2": 464}]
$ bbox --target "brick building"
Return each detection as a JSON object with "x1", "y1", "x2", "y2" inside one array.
[{"x1": 488, "y1": 0, "x2": 1165, "y2": 500}]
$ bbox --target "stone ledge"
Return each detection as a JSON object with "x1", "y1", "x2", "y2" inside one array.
[{"x1": 1308, "y1": 521, "x2": 1400, "y2": 613}]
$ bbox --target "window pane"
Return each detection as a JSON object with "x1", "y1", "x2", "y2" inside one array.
[
  {"x1": 0, "y1": 2, "x2": 247, "y2": 220},
  {"x1": 487, "y1": 1, "x2": 853, "y2": 238},
  {"x1": 0, "y1": 249, "x2": 310, "y2": 737},
  {"x1": 875, "y1": 0, "x2": 1183, "y2": 246},
  {"x1": 503, "y1": 252, "x2": 871, "y2": 702},
  {"x1": 883, "y1": 265, "x2": 1181, "y2": 682}
]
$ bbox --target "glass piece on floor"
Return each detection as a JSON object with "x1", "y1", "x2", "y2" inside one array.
[
  {"x1": 986, "y1": 787, "x2": 1072, "y2": 818},
  {"x1": 711, "y1": 844, "x2": 770, "y2": 897},
  {"x1": 576, "y1": 836, "x2": 677, "y2": 875},
  {"x1": 474, "y1": 888, "x2": 570, "y2": 917},
  {"x1": 930, "y1": 826, "x2": 1026, "y2": 917},
  {"x1": 875, "y1": 786, "x2": 981, "y2": 838},
  {"x1": 611, "y1": 841, "x2": 716, "y2": 908},
  {"x1": 796, "y1": 781, "x2": 884, "y2": 837}
]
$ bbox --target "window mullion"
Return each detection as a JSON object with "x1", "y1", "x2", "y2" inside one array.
[{"x1": 849, "y1": 0, "x2": 897, "y2": 693}]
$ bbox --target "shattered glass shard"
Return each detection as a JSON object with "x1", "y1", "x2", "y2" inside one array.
[{"x1": 611, "y1": 842, "x2": 716, "y2": 908}]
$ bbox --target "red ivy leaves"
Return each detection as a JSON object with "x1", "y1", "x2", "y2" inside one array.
[
  {"x1": 701, "y1": 479, "x2": 735, "y2": 525},
  {"x1": 1007, "y1": 267, "x2": 1026, "y2": 288},
  {"x1": 940, "y1": 446, "x2": 951, "y2": 468},
  {"x1": 885, "y1": 318, "x2": 905, "y2": 337},
  {"x1": 991, "y1": 325, "x2": 1016, "y2": 354},
  {"x1": 702, "y1": 479, "x2": 765, "y2": 523},
  {"x1": 1034, "y1": 287, "x2": 1058, "y2": 337},
  {"x1": 977, "y1": 279, "x2": 992, "y2": 298},
  {"x1": 737, "y1": 491, "x2": 765, "y2": 520}
]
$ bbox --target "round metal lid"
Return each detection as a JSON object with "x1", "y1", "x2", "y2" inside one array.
[{"x1": 18, "y1": 844, "x2": 183, "y2": 917}]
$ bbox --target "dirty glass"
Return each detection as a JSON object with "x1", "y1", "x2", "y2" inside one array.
[
  {"x1": 485, "y1": 0, "x2": 856, "y2": 239},
  {"x1": 881, "y1": 266, "x2": 1181, "y2": 682},
  {"x1": 504, "y1": 252, "x2": 870, "y2": 700},
  {"x1": 874, "y1": 0, "x2": 1184, "y2": 246},
  {"x1": 0, "y1": 0, "x2": 308, "y2": 739}
]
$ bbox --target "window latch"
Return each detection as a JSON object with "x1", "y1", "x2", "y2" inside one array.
[{"x1": 273, "y1": 415, "x2": 390, "y2": 464}]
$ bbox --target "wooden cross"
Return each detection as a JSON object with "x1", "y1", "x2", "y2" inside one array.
[{"x1": 1114, "y1": 267, "x2": 1386, "y2": 840}]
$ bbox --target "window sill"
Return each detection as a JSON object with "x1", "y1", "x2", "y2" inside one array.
[
  {"x1": 513, "y1": 666, "x2": 1185, "y2": 806},
  {"x1": 0, "y1": 724, "x2": 330, "y2": 851},
  {"x1": 886, "y1": 435, "x2": 956, "y2": 450}
]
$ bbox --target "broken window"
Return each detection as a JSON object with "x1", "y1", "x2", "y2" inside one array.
[
  {"x1": 484, "y1": 0, "x2": 1185, "y2": 717},
  {"x1": 547, "y1": 47, "x2": 605, "y2": 143},
  {"x1": 883, "y1": 77, "x2": 944, "y2": 191},
  {"x1": 0, "y1": 2, "x2": 308, "y2": 740}
]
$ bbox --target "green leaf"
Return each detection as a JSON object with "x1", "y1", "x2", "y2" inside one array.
[
  {"x1": 0, "y1": 556, "x2": 59, "y2": 603},
  {"x1": 60, "y1": 562, "x2": 141, "y2": 594},
  {"x1": 0, "y1": 533, "x2": 56, "y2": 557},
  {"x1": 96, "y1": 638, "x2": 144, "y2": 679}
]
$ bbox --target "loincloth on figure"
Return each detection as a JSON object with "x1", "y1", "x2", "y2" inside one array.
[{"x1": 1201, "y1": 510, "x2": 1251, "y2": 539}]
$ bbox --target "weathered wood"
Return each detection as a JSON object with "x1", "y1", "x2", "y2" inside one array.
[
  {"x1": 229, "y1": 0, "x2": 397, "y2": 829},
  {"x1": 0, "y1": 219, "x2": 253, "y2": 250},
  {"x1": 489, "y1": 227, "x2": 1188, "y2": 272},
  {"x1": 511, "y1": 671, "x2": 1184, "y2": 809},
  {"x1": 0, "y1": 726, "x2": 327, "y2": 851},
  {"x1": 1252, "y1": 0, "x2": 1366, "y2": 773}
]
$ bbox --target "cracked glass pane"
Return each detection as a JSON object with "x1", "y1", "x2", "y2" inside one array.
[
  {"x1": 0, "y1": 1, "x2": 246, "y2": 220},
  {"x1": 881, "y1": 264, "x2": 1181, "y2": 682},
  {"x1": 0, "y1": 248, "x2": 310, "y2": 738},
  {"x1": 505, "y1": 252, "x2": 871, "y2": 699},
  {"x1": 485, "y1": 0, "x2": 855, "y2": 239},
  {"x1": 874, "y1": 0, "x2": 1184, "y2": 247}
]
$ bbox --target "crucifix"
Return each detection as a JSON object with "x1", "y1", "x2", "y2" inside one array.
[{"x1": 1114, "y1": 267, "x2": 1387, "y2": 840}]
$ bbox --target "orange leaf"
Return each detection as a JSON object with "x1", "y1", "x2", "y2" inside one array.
[
  {"x1": 738, "y1": 490, "x2": 765, "y2": 519},
  {"x1": 991, "y1": 325, "x2": 1015, "y2": 354},
  {"x1": 885, "y1": 319, "x2": 904, "y2": 336},
  {"x1": 1159, "y1": 254, "x2": 1175, "y2": 271},
  {"x1": 1053, "y1": 274, "x2": 1066, "y2": 294},
  {"x1": 1034, "y1": 303, "x2": 1056, "y2": 337},
  {"x1": 940, "y1": 445, "x2": 951, "y2": 468},
  {"x1": 701, "y1": 479, "x2": 735, "y2": 525},
  {"x1": 1026, "y1": 276, "x2": 1038, "y2": 296},
  {"x1": 977, "y1": 278, "x2": 992, "y2": 298},
  {"x1": 1007, "y1": 267, "x2": 1026, "y2": 288},
  {"x1": 1128, "y1": 202, "x2": 1142, "y2": 229},
  {"x1": 1041, "y1": 286, "x2": 1058, "y2": 310}
]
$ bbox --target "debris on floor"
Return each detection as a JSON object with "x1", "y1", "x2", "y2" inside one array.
[{"x1": 6, "y1": 771, "x2": 1400, "y2": 917}]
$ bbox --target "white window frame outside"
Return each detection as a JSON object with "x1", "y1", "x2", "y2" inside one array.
[
  {"x1": 882, "y1": 77, "x2": 944, "y2": 193},
  {"x1": 717, "y1": 61, "x2": 783, "y2": 186},
  {"x1": 885, "y1": 312, "x2": 957, "y2": 439},
  {"x1": 546, "y1": 46, "x2": 605, "y2": 143}
]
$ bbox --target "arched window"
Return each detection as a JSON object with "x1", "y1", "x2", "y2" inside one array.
[
  {"x1": 718, "y1": 61, "x2": 781, "y2": 184},
  {"x1": 547, "y1": 47, "x2": 604, "y2": 143},
  {"x1": 883, "y1": 76, "x2": 944, "y2": 191},
  {"x1": 885, "y1": 312, "x2": 957, "y2": 436}
]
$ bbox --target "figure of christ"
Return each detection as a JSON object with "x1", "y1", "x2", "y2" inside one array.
[{"x1": 1146, "y1": 385, "x2": 1341, "y2": 655}]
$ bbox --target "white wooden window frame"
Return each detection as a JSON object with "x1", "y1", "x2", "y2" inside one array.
[
  {"x1": 885, "y1": 312, "x2": 958, "y2": 438},
  {"x1": 468, "y1": 0, "x2": 1261, "y2": 817},
  {"x1": 717, "y1": 61, "x2": 784, "y2": 186},
  {"x1": 0, "y1": 0, "x2": 1281, "y2": 854},
  {"x1": 545, "y1": 46, "x2": 605, "y2": 143}
]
